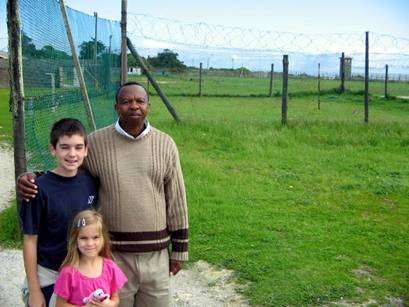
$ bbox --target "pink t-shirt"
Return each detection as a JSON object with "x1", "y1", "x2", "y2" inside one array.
[{"x1": 54, "y1": 258, "x2": 127, "y2": 306}]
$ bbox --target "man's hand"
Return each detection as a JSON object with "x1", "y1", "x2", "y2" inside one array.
[
  {"x1": 28, "y1": 288, "x2": 46, "y2": 307},
  {"x1": 18, "y1": 172, "x2": 38, "y2": 201},
  {"x1": 169, "y1": 259, "x2": 184, "y2": 276}
]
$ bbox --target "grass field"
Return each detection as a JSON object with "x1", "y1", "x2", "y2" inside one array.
[
  {"x1": 1, "y1": 83, "x2": 409, "y2": 305},
  {"x1": 129, "y1": 73, "x2": 409, "y2": 98}
]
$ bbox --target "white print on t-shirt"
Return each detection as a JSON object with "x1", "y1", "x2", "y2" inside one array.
[{"x1": 88, "y1": 195, "x2": 95, "y2": 204}]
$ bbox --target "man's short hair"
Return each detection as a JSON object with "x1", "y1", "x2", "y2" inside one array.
[
  {"x1": 115, "y1": 81, "x2": 149, "y2": 103},
  {"x1": 50, "y1": 118, "x2": 87, "y2": 148}
]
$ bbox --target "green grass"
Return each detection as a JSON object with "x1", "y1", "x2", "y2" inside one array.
[
  {"x1": 146, "y1": 93, "x2": 409, "y2": 306},
  {"x1": 0, "y1": 200, "x2": 22, "y2": 249},
  {"x1": 129, "y1": 73, "x2": 409, "y2": 98},
  {"x1": 0, "y1": 88, "x2": 21, "y2": 248},
  {"x1": 1, "y1": 82, "x2": 409, "y2": 305},
  {"x1": 0, "y1": 88, "x2": 12, "y2": 143}
]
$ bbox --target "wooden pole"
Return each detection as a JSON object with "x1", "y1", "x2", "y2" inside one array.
[
  {"x1": 120, "y1": 0, "x2": 128, "y2": 84},
  {"x1": 340, "y1": 52, "x2": 345, "y2": 93},
  {"x1": 7, "y1": 0, "x2": 26, "y2": 223},
  {"x1": 364, "y1": 32, "x2": 369, "y2": 123},
  {"x1": 199, "y1": 62, "x2": 203, "y2": 97},
  {"x1": 94, "y1": 12, "x2": 98, "y2": 64},
  {"x1": 269, "y1": 63, "x2": 274, "y2": 97},
  {"x1": 60, "y1": 0, "x2": 96, "y2": 131},
  {"x1": 317, "y1": 63, "x2": 321, "y2": 110},
  {"x1": 127, "y1": 37, "x2": 181, "y2": 122},
  {"x1": 384, "y1": 64, "x2": 389, "y2": 98},
  {"x1": 282, "y1": 55, "x2": 288, "y2": 126}
]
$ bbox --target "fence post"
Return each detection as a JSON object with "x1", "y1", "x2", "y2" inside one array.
[
  {"x1": 94, "y1": 12, "x2": 98, "y2": 64},
  {"x1": 317, "y1": 63, "x2": 321, "y2": 110},
  {"x1": 340, "y1": 52, "x2": 345, "y2": 93},
  {"x1": 364, "y1": 32, "x2": 369, "y2": 123},
  {"x1": 282, "y1": 55, "x2": 288, "y2": 126},
  {"x1": 60, "y1": 0, "x2": 96, "y2": 131},
  {"x1": 199, "y1": 62, "x2": 202, "y2": 97},
  {"x1": 120, "y1": 0, "x2": 128, "y2": 84},
  {"x1": 127, "y1": 37, "x2": 181, "y2": 122},
  {"x1": 7, "y1": 0, "x2": 26, "y2": 226},
  {"x1": 384, "y1": 64, "x2": 389, "y2": 98},
  {"x1": 269, "y1": 63, "x2": 274, "y2": 97}
]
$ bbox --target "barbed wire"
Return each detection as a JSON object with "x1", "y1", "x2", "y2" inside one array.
[
  {"x1": 128, "y1": 13, "x2": 409, "y2": 75},
  {"x1": 128, "y1": 13, "x2": 409, "y2": 55}
]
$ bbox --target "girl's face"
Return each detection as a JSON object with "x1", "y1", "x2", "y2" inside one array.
[{"x1": 77, "y1": 223, "x2": 104, "y2": 259}]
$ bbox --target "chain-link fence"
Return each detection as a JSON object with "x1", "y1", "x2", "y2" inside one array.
[{"x1": 20, "y1": 0, "x2": 121, "y2": 170}]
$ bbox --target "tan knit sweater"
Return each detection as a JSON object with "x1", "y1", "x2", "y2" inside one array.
[{"x1": 85, "y1": 125, "x2": 188, "y2": 261}]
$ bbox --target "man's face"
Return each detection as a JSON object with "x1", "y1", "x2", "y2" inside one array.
[{"x1": 115, "y1": 84, "x2": 150, "y2": 127}]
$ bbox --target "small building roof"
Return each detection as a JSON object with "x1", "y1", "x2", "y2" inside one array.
[{"x1": 0, "y1": 51, "x2": 8, "y2": 59}]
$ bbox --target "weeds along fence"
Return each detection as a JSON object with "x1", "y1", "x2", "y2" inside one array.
[{"x1": 19, "y1": 0, "x2": 121, "y2": 170}]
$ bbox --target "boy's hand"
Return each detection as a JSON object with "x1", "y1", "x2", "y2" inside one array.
[
  {"x1": 18, "y1": 172, "x2": 38, "y2": 201},
  {"x1": 169, "y1": 259, "x2": 184, "y2": 276},
  {"x1": 28, "y1": 289, "x2": 46, "y2": 307}
]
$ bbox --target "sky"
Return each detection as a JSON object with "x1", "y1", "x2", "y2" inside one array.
[
  {"x1": 1, "y1": 0, "x2": 409, "y2": 51},
  {"x1": 63, "y1": 0, "x2": 409, "y2": 37}
]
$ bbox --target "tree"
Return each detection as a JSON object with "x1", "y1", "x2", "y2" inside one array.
[
  {"x1": 78, "y1": 40, "x2": 107, "y2": 59},
  {"x1": 36, "y1": 45, "x2": 70, "y2": 60},
  {"x1": 147, "y1": 49, "x2": 187, "y2": 73},
  {"x1": 21, "y1": 32, "x2": 37, "y2": 58}
]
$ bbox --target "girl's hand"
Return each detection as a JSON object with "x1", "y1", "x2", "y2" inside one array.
[
  {"x1": 100, "y1": 298, "x2": 118, "y2": 307},
  {"x1": 86, "y1": 298, "x2": 117, "y2": 307}
]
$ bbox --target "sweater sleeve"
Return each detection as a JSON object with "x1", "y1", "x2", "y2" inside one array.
[{"x1": 165, "y1": 142, "x2": 189, "y2": 261}]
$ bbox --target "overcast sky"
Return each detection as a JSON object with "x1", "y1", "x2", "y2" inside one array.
[{"x1": 1, "y1": 0, "x2": 409, "y2": 50}]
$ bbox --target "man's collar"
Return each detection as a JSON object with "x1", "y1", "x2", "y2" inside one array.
[{"x1": 115, "y1": 119, "x2": 151, "y2": 140}]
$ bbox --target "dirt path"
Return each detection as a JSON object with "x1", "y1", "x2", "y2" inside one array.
[{"x1": 0, "y1": 145, "x2": 249, "y2": 307}]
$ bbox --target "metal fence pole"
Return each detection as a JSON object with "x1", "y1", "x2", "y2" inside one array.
[
  {"x1": 199, "y1": 62, "x2": 202, "y2": 97},
  {"x1": 340, "y1": 52, "x2": 345, "y2": 93},
  {"x1": 364, "y1": 32, "x2": 369, "y2": 123},
  {"x1": 60, "y1": 0, "x2": 96, "y2": 131},
  {"x1": 282, "y1": 55, "x2": 288, "y2": 125},
  {"x1": 269, "y1": 63, "x2": 274, "y2": 97},
  {"x1": 120, "y1": 0, "x2": 128, "y2": 84},
  {"x1": 317, "y1": 63, "x2": 321, "y2": 110},
  {"x1": 384, "y1": 64, "x2": 389, "y2": 98}
]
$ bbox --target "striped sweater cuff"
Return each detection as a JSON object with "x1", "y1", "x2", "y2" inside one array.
[
  {"x1": 171, "y1": 251, "x2": 189, "y2": 261},
  {"x1": 170, "y1": 228, "x2": 188, "y2": 261}
]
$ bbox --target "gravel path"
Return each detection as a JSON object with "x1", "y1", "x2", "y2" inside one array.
[{"x1": 0, "y1": 145, "x2": 249, "y2": 307}]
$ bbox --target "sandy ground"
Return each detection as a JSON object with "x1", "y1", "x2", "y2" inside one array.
[{"x1": 0, "y1": 145, "x2": 249, "y2": 307}]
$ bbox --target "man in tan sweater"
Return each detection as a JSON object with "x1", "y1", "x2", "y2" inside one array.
[{"x1": 19, "y1": 82, "x2": 188, "y2": 307}]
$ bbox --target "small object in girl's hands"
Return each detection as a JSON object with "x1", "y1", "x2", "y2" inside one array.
[{"x1": 82, "y1": 288, "x2": 110, "y2": 304}]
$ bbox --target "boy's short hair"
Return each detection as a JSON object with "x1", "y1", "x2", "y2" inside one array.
[{"x1": 50, "y1": 118, "x2": 87, "y2": 148}]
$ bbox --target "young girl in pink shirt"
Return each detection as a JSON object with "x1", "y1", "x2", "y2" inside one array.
[{"x1": 54, "y1": 210, "x2": 127, "y2": 306}]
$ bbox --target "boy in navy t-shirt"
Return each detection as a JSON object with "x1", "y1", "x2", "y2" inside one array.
[{"x1": 20, "y1": 118, "x2": 98, "y2": 307}]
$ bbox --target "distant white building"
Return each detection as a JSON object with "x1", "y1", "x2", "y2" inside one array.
[{"x1": 128, "y1": 67, "x2": 141, "y2": 75}]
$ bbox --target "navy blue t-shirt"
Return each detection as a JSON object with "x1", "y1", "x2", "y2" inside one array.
[{"x1": 20, "y1": 170, "x2": 98, "y2": 271}]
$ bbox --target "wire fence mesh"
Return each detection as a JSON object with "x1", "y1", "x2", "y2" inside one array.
[
  {"x1": 20, "y1": 0, "x2": 121, "y2": 170},
  {"x1": 16, "y1": 1, "x2": 409, "y2": 170}
]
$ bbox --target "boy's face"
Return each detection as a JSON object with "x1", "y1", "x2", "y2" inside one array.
[{"x1": 51, "y1": 134, "x2": 87, "y2": 177}]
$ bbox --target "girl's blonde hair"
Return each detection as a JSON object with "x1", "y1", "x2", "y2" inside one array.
[{"x1": 60, "y1": 210, "x2": 112, "y2": 269}]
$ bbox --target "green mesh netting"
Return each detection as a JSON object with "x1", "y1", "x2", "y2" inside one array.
[{"x1": 20, "y1": 0, "x2": 121, "y2": 170}]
